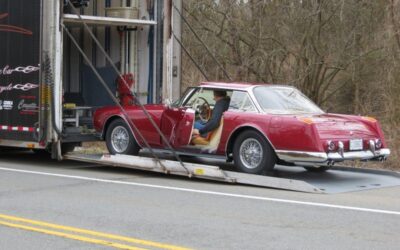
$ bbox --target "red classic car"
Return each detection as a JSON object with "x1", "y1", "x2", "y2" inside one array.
[{"x1": 93, "y1": 82, "x2": 390, "y2": 174}]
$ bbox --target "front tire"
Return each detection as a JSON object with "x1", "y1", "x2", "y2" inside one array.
[
  {"x1": 233, "y1": 130, "x2": 276, "y2": 175},
  {"x1": 105, "y1": 119, "x2": 140, "y2": 155}
]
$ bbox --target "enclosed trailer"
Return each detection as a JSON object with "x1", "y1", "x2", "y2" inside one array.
[{"x1": 0, "y1": 0, "x2": 181, "y2": 159}]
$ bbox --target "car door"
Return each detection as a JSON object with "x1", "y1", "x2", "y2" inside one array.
[
  {"x1": 160, "y1": 106, "x2": 195, "y2": 148},
  {"x1": 160, "y1": 87, "x2": 197, "y2": 148}
]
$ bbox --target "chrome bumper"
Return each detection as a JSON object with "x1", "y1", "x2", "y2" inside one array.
[{"x1": 276, "y1": 148, "x2": 391, "y2": 164}]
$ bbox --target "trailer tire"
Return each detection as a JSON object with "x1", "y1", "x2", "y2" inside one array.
[
  {"x1": 233, "y1": 130, "x2": 276, "y2": 175},
  {"x1": 106, "y1": 119, "x2": 140, "y2": 155}
]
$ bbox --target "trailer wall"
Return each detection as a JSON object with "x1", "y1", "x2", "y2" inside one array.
[{"x1": 0, "y1": 0, "x2": 42, "y2": 142}]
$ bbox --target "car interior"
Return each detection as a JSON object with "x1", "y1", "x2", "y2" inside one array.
[{"x1": 182, "y1": 88, "x2": 232, "y2": 152}]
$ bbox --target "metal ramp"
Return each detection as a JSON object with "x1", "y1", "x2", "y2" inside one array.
[
  {"x1": 64, "y1": 153, "x2": 400, "y2": 194},
  {"x1": 64, "y1": 154, "x2": 324, "y2": 193}
]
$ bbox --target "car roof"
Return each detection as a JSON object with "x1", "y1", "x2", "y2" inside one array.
[{"x1": 199, "y1": 82, "x2": 282, "y2": 90}]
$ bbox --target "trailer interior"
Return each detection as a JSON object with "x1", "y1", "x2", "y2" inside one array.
[{"x1": 60, "y1": 1, "x2": 160, "y2": 147}]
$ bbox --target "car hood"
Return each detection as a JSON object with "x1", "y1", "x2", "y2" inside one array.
[{"x1": 308, "y1": 114, "x2": 377, "y2": 139}]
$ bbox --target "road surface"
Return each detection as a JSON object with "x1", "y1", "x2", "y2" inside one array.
[{"x1": 0, "y1": 150, "x2": 399, "y2": 249}]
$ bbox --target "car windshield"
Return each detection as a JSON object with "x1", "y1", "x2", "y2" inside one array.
[
  {"x1": 253, "y1": 86, "x2": 324, "y2": 114},
  {"x1": 172, "y1": 87, "x2": 195, "y2": 107}
]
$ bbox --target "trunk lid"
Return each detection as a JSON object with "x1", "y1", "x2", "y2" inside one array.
[{"x1": 309, "y1": 114, "x2": 377, "y2": 140}]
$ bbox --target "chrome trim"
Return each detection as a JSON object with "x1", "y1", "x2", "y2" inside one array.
[
  {"x1": 327, "y1": 148, "x2": 391, "y2": 161},
  {"x1": 338, "y1": 141, "x2": 344, "y2": 157},
  {"x1": 276, "y1": 148, "x2": 391, "y2": 164},
  {"x1": 200, "y1": 84, "x2": 255, "y2": 91},
  {"x1": 179, "y1": 87, "x2": 197, "y2": 107},
  {"x1": 276, "y1": 150, "x2": 328, "y2": 163},
  {"x1": 327, "y1": 140, "x2": 334, "y2": 151},
  {"x1": 248, "y1": 86, "x2": 265, "y2": 114},
  {"x1": 369, "y1": 140, "x2": 375, "y2": 154}
]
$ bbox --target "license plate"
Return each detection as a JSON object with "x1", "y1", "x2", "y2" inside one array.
[{"x1": 349, "y1": 139, "x2": 363, "y2": 151}]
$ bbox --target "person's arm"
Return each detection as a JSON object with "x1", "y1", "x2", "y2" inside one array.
[{"x1": 199, "y1": 100, "x2": 224, "y2": 134}]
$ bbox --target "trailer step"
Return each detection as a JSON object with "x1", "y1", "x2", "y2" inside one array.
[{"x1": 64, "y1": 153, "x2": 324, "y2": 193}]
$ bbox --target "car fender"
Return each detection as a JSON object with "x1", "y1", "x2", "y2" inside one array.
[{"x1": 224, "y1": 124, "x2": 276, "y2": 159}]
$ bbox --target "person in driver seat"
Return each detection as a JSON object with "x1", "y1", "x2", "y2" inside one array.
[{"x1": 193, "y1": 90, "x2": 230, "y2": 138}]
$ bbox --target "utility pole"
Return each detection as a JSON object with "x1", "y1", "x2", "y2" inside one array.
[
  {"x1": 162, "y1": 0, "x2": 181, "y2": 103},
  {"x1": 162, "y1": 0, "x2": 172, "y2": 103},
  {"x1": 171, "y1": 0, "x2": 182, "y2": 102}
]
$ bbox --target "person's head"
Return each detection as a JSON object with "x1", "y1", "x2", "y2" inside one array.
[{"x1": 213, "y1": 90, "x2": 227, "y2": 101}]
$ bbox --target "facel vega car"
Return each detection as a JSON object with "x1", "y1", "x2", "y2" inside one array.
[{"x1": 93, "y1": 82, "x2": 390, "y2": 175}]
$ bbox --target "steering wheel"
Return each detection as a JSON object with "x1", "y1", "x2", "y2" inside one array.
[{"x1": 193, "y1": 97, "x2": 211, "y2": 122}]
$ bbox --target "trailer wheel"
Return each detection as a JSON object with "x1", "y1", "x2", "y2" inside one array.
[
  {"x1": 106, "y1": 119, "x2": 140, "y2": 155},
  {"x1": 233, "y1": 130, "x2": 276, "y2": 175}
]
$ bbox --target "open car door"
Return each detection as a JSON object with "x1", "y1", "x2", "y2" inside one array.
[{"x1": 160, "y1": 107, "x2": 195, "y2": 148}]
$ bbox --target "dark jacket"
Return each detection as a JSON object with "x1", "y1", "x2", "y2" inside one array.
[{"x1": 199, "y1": 97, "x2": 230, "y2": 135}]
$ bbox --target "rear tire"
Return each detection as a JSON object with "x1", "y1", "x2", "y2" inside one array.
[
  {"x1": 233, "y1": 130, "x2": 276, "y2": 175},
  {"x1": 105, "y1": 119, "x2": 140, "y2": 155}
]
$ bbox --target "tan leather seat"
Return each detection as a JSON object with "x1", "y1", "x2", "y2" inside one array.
[{"x1": 191, "y1": 119, "x2": 224, "y2": 153}]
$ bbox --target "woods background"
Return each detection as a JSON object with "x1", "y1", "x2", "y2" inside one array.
[{"x1": 179, "y1": 0, "x2": 400, "y2": 170}]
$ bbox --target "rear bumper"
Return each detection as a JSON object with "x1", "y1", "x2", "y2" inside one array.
[{"x1": 276, "y1": 148, "x2": 391, "y2": 165}]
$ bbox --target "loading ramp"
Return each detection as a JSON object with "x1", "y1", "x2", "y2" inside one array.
[{"x1": 64, "y1": 153, "x2": 400, "y2": 194}]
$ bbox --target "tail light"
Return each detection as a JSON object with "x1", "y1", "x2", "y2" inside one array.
[
  {"x1": 327, "y1": 141, "x2": 336, "y2": 151},
  {"x1": 375, "y1": 139, "x2": 382, "y2": 149}
]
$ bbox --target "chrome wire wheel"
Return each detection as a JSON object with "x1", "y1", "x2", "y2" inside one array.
[
  {"x1": 239, "y1": 138, "x2": 263, "y2": 169},
  {"x1": 233, "y1": 130, "x2": 276, "y2": 175},
  {"x1": 106, "y1": 119, "x2": 140, "y2": 156},
  {"x1": 111, "y1": 126, "x2": 130, "y2": 153}
]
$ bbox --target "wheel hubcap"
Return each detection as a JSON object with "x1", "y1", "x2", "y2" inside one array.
[
  {"x1": 239, "y1": 138, "x2": 263, "y2": 169},
  {"x1": 111, "y1": 126, "x2": 129, "y2": 153}
]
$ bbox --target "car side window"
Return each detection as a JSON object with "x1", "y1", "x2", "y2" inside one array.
[{"x1": 229, "y1": 91, "x2": 257, "y2": 112}]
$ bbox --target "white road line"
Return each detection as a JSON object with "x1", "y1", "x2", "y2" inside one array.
[{"x1": 0, "y1": 166, "x2": 399, "y2": 216}]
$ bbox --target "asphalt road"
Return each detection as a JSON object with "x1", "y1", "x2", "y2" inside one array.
[{"x1": 0, "y1": 150, "x2": 399, "y2": 250}]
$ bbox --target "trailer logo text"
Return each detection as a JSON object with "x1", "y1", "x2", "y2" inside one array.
[
  {"x1": 0, "y1": 13, "x2": 33, "y2": 36},
  {"x1": 0, "y1": 65, "x2": 40, "y2": 76},
  {"x1": 18, "y1": 99, "x2": 38, "y2": 114},
  {"x1": 0, "y1": 83, "x2": 39, "y2": 94},
  {"x1": 0, "y1": 100, "x2": 13, "y2": 110}
]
